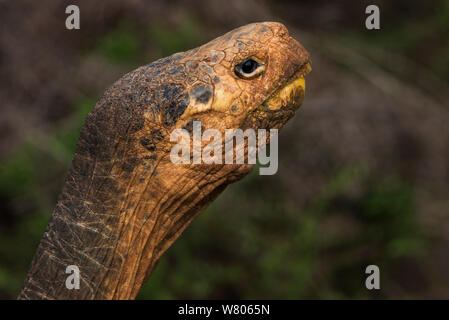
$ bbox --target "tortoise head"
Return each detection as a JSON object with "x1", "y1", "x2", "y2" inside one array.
[{"x1": 173, "y1": 21, "x2": 312, "y2": 133}]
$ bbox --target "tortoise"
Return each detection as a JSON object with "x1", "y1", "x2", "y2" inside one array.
[{"x1": 18, "y1": 21, "x2": 311, "y2": 300}]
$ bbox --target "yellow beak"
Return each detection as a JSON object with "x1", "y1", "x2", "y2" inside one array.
[{"x1": 263, "y1": 75, "x2": 306, "y2": 111}]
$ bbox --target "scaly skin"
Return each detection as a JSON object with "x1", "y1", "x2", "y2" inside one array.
[{"x1": 18, "y1": 22, "x2": 311, "y2": 300}]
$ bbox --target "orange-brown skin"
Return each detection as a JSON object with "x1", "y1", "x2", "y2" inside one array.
[{"x1": 18, "y1": 22, "x2": 311, "y2": 300}]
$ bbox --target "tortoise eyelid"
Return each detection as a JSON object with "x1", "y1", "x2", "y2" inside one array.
[{"x1": 234, "y1": 57, "x2": 266, "y2": 80}]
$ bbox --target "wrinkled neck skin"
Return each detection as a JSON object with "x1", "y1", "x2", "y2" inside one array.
[
  {"x1": 20, "y1": 145, "x2": 251, "y2": 300},
  {"x1": 18, "y1": 65, "x2": 253, "y2": 299}
]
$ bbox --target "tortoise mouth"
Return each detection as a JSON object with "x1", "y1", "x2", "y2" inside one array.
[{"x1": 261, "y1": 62, "x2": 311, "y2": 111}]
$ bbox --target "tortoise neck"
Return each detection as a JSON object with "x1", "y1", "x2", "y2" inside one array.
[{"x1": 18, "y1": 146, "x2": 242, "y2": 299}]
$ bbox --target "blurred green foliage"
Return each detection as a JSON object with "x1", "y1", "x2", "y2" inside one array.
[
  {"x1": 96, "y1": 21, "x2": 140, "y2": 66},
  {"x1": 348, "y1": 0, "x2": 449, "y2": 82},
  {"x1": 95, "y1": 17, "x2": 203, "y2": 68},
  {"x1": 148, "y1": 18, "x2": 203, "y2": 57}
]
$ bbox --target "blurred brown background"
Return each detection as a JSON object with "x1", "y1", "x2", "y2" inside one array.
[{"x1": 0, "y1": 0, "x2": 448, "y2": 299}]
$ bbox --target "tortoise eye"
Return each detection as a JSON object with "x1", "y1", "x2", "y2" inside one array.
[{"x1": 235, "y1": 58, "x2": 265, "y2": 79}]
